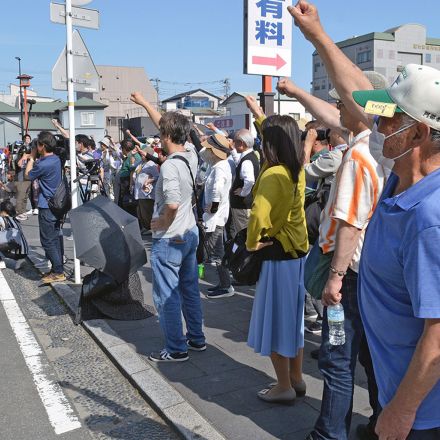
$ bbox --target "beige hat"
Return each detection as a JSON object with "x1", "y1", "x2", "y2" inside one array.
[
  {"x1": 99, "y1": 137, "x2": 110, "y2": 148},
  {"x1": 329, "y1": 70, "x2": 389, "y2": 100},
  {"x1": 201, "y1": 134, "x2": 231, "y2": 160}
]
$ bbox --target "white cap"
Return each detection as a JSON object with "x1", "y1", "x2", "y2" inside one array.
[{"x1": 353, "y1": 64, "x2": 440, "y2": 130}]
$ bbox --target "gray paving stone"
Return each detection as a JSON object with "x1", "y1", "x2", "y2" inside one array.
[
  {"x1": 106, "y1": 343, "x2": 151, "y2": 375},
  {"x1": 189, "y1": 352, "x2": 245, "y2": 376},
  {"x1": 149, "y1": 359, "x2": 208, "y2": 383},
  {"x1": 176, "y1": 367, "x2": 270, "y2": 399},
  {"x1": 84, "y1": 319, "x2": 127, "y2": 348},
  {"x1": 131, "y1": 370, "x2": 185, "y2": 410},
  {"x1": 163, "y1": 402, "x2": 226, "y2": 440}
]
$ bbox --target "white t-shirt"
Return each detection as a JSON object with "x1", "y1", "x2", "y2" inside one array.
[{"x1": 202, "y1": 159, "x2": 232, "y2": 233}]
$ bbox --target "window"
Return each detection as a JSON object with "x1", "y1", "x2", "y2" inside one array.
[
  {"x1": 357, "y1": 50, "x2": 371, "y2": 64},
  {"x1": 289, "y1": 113, "x2": 300, "y2": 121},
  {"x1": 81, "y1": 112, "x2": 96, "y2": 126},
  {"x1": 107, "y1": 116, "x2": 118, "y2": 127},
  {"x1": 314, "y1": 63, "x2": 320, "y2": 73},
  {"x1": 313, "y1": 85, "x2": 320, "y2": 91},
  {"x1": 425, "y1": 53, "x2": 432, "y2": 63}
]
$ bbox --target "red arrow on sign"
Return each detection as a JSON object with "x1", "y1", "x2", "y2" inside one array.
[{"x1": 252, "y1": 54, "x2": 287, "y2": 70}]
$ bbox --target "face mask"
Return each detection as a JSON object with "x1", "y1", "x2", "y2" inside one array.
[
  {"x1": 369, "y1": 122, "x2": 417, "y2": 169},
  {"x1": 199, "y1": 147, "x2": 217, "y2": 166}
]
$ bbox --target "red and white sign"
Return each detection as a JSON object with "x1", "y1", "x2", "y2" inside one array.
[{"x1": 244, "y1": 0, "x2": 292, "y2": 77}]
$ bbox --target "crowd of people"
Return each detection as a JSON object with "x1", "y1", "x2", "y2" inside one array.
[{"x1": 0, "y1": 1, "x2": 439, "y2": 439}]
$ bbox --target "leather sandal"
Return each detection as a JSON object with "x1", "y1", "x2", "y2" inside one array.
[
  {"x1": 257, "y1": 387, "x2": 296, "y2": 405},
  {"x1": 268, "y1": 379, "x2": 307, "y2": 397}
]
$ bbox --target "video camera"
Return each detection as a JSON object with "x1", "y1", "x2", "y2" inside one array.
[
  {"x1": 83, "y1": 159, "x2": 101, "y2": 175},
  {"x1": 301, "y1": 128, "x2": 330, "y2": 142}
]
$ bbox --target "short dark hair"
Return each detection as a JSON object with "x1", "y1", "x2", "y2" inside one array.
[
  {"x1": 37, "y1": 131, "x2": 56, "y2": 153},
  {"x1": 121, "y1": 139, "x2": 134, "y2": 151},
  {"x1": 75, "y1": 134, "x2": 89, "y2": 146},
  {"x1": 85, "y1": 137, "x2": 96, "y2": 150},
  {"x1": 262, "y1": 115, "x2": 303, "y2": 183},
  {"x1": 23, "y1": 134, "x2": 31, "y2": 141},
  {"x1": 159, "y1": 112, "x2": 190, "y2": 146},
  {"x1": 0, "y1": 200, "x2": 17, "y2": 217}
]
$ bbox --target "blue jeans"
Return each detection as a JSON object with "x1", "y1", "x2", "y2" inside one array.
[
  {"x1": 151, "y1": 226, "x2": 205, "y2": 353},
  {"x1": 38, "y1": 208, "x2": 63, "y2": 274},
  {"x1": 312, "y1": 269, "x2": 376, "y2": 440}
]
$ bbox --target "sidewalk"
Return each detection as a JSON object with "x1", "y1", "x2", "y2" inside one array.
[{"x1": 20, "y1": 214, "x2": 371, "y2": 440}]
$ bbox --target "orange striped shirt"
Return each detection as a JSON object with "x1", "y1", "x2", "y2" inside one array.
[{"x1": 319, "y1": 130, "x2": 389, "y2": 273}]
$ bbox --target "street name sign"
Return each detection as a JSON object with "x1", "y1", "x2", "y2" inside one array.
[
  {"x1": 52, "y1": 29, "x2": 99, "y2": 93},
  {"x1": 244, "y1": 0, "x2": 292, "y2": 77},
  {"x1": 50, "y1": 2, "x2": 99, "y2": 30}
]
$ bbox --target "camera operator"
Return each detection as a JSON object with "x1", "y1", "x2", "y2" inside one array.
[
  {"x1": 25, "y1": 131, "x2": 65, "y2": 284},
  {"x1": 75, "y1": 134, "x2": 94, "y2": 202},
  {"x1": 14, "y1": 135, "x2": 33, "y2": 221}
]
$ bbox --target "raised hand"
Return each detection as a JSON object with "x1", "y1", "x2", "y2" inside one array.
[
  {"x1": 130, "y1": 91, "x2": 148, "y2": 107},
  {"x1": 245, "y1": 95, "x2": 265, "y2": 119},
  {"x1": 276, "y1": 77, "x2": 297, "y2": 97},
  {"x1": 287, "y1": 0, "x2": 323, "y2": 41}
]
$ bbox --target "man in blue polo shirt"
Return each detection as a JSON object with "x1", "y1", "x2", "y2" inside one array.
[
  {"x1": 353, "y1": 64, "x2": 440, "y2": 440},
  {"x1": 25, "y1": 131, "x2": 64, "y2": 284}
]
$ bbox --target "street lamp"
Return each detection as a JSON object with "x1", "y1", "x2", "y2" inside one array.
[{"x1": 15, "y1": 56, "x2": 24, "y2": 138}]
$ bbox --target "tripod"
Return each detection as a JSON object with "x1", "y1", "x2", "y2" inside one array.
[{"x1": 74, "y1": 170, "x2": 107, "y2": 203}]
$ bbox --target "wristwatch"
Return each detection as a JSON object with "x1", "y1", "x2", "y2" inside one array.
[{"x1": 329, "y1": 265, "x2": 347, "y2": 277}]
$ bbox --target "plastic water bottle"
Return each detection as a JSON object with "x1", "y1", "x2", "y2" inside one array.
[
  {"x1": 327, "y1": 304, "x2": 345, "y2": 345},
  {"x1": 198, "y1": 263, "x2": 205, "y2": 279}
]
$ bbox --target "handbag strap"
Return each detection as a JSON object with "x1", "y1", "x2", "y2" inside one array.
[
  {"x1": 171, "y1": 154, "x2": 211, "y2": 258},
  {"x1": 171, "y1": 155, "x2": 203, "y2": 219}
]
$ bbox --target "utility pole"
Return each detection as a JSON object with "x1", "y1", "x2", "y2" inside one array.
[
  {"x1": 150, "y1": 78, "x2": 161, "y2": 107},
  {"x1": 65, "y1": 0, "x2": 81, "y2": 284},
  {"x1": 15, "y1": 57, "x2": 24, "y2": 138},
  {"x1": 223, "y1": 78, "x2": 231, "y2": 98}
]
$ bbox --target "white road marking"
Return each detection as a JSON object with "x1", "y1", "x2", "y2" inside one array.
[{"x1": 0, "y1": 271, "x2": 81, "y2": 435}]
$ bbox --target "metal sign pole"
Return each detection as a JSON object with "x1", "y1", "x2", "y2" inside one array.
[{"x1": 66, "y1": 0, "x2": 81, "y2": 284}]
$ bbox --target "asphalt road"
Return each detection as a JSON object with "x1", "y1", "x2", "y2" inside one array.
[{"x1": 0, "y1": 261, "x2": 178, "y2": 440}]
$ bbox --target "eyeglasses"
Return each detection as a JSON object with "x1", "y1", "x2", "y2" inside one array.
[{"x1": 336, "y1": 100, "x2": 344, "y2": 110}]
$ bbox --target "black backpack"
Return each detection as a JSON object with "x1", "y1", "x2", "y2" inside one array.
[
  {"x1": 47, "y1": 175, "x2": 72, "y2": 219},
  {"x1": 304, "y1": 182, "x2": 330, "y2": 246}
]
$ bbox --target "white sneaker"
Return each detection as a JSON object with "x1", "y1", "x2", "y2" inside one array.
[
  {"x1": 16, "y1": 214, "x2": 28, "y2": 222},
  {"x1": 32, "y1": 209, "x2": 39, "y2": 215},
  {"x1": 25, "y1": 209, "x2": 33, "y2": 215}
]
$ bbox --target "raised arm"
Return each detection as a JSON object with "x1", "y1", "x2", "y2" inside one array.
[
  {"x1": 125, "y1": 129, "x2": 142, "y2": 146},
  {"x1": 130, "y1": 92, "x2": 162, "y2": 129},
  {"x1": 51, "y1": 119, "x2": 70, "y2": 139},
  {"x1": 277, "y1": 78, "x2": 343, "y2": 132},
  {"x1": 288, "y1": 1, "x2": 373, "y2": 128}
]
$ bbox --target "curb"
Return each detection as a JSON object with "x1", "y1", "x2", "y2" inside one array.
[{"x1": 27, "y1": 250, "x2": 226, "y2": 440}]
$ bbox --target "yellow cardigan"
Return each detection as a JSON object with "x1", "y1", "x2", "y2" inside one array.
[{"x1": 246, "y1": 163, "x2": 309, "y2": 257}]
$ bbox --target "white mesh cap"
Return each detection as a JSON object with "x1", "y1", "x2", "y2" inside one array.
[{"x1": 329, "y1": 71, "x2": 389, "y2": 100}]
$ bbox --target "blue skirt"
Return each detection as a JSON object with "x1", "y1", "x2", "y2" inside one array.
[{"x1": 247, "y1": 258, "x2": 305, "y2": 358}]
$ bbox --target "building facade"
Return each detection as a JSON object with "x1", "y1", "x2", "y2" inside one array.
[
  {"x1": 81, "y1": 66, "x2": 158, "y2": 140},
  {"x1": 219, "y1": 92, "x2": 310, "y2": 137},
  {"x1": 312, "y1": 24, "x2": 440, "y2": 101}
]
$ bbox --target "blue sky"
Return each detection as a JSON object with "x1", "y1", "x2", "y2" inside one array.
[{"x1": 0, "y1": 0, "x2": 438, "y2": 100}]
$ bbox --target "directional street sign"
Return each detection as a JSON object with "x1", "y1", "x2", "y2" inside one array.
[
  {"x1": 244, "y1": 0, "x2": 292, "y2": 77},
  {"x1": 52, "y1": 29, "x2": 99, "y2": 93},
  {"x1": 50, "y1": 2, "x2": 99, "y2": 30}
]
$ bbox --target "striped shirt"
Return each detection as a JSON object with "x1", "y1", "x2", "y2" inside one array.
[{"x1": 318, "y1": 130, "x2": 389, "y2": 273}]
